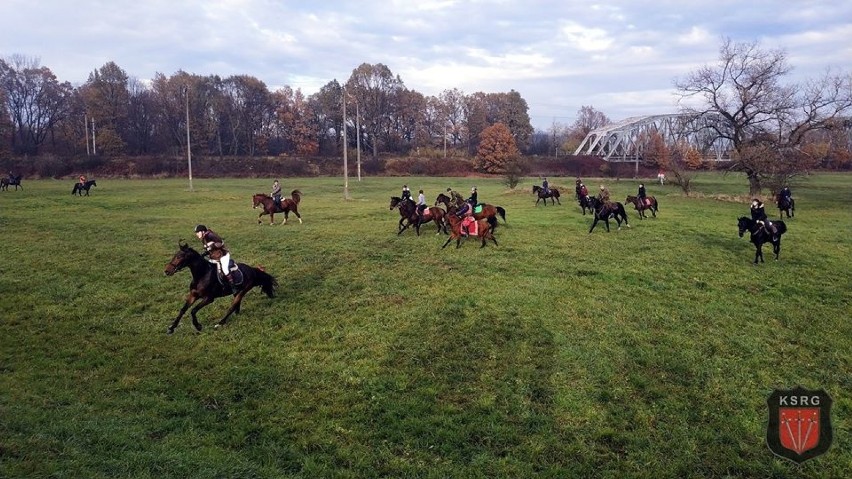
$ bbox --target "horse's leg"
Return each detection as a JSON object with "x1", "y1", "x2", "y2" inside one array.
[
  {"x1": 589, "y1": 217, "x2": 598, "y2": 234},
  {"x1": 189, "y1": 296, "x2": 216, "y2": 331},
  {"x1": 214, "y1": 290, "x2": 249, "y2": 328},
  {"x1": 281, "y1": 211, "x2": 288, "y2": 225},
  {"x1": 774, "y1": 240, "x2": 781, "y2": 260},
  {"x1": 754, "y1": 243, "x2": 763, "y2": 264},
  {"x1": 480, "y1": 233, "x2": 487, "y2": 248},
  {"x1": 168, "y1": 294, "x2": 200, "y2": 334},
  {"x1": 294, "y1": 207, "x2": 302, "y2": 224},
  {"x1": 441, "y1": 235, "x2": 454, "y2": 249}
]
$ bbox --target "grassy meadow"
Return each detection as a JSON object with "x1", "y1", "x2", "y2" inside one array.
[{"x1": 0, "y1": 173, "x2": 850, "y2": 478}]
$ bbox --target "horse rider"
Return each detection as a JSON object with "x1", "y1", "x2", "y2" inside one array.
[
  {"x1": 455, "y1": 196, "x2": 476, "y2": 236},
  {"x1": 446, "y1": 187, "x2": 465, "y2": 208},
  {"x1": 468, "y1": 186, "x2": 478, "y2": 205},
  {"x1": 542, "y1": 177, "x2": 550, "y2": 195},
  {"x1": 597, "y1": 185, "x2": 610, "y2": 204},
  {"x1": 401, "y1": 184, "x2": 412, "y2": 202},
  {"x1": 194, "y1": 224, "x2": 240, "y2": 294},
  {"x1": 416, "y1": 189, "x2": 427, "y2": 219},
  {"x1": 271, "y1": 179, "x2": 283, "y2": 208},
  {"x1": 780, "y1": 186, "x2": 792, "y2": 205},
  {"x1": 78, "y1": 174, "x2": 87, "y2": 186},
  {"x1": 638, "y1": 183, "x2": 648, "y2": 207},
  {"x1": 575, "y1": 178, "x2": 582, "y2": 199},
  {"x1": 579, "y1": 182, "x2": 589, "y2": 200},
  {"x1": 750, "y1": 199, "x2": 777, "y2": 239}
]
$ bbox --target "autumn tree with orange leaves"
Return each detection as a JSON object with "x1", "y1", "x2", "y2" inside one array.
[{"x1": 475, "y1": 123, "x2": 519, "y2": 174}]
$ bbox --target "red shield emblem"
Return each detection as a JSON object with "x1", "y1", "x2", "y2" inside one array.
[{"x1": 767, "y1": 386, "x2": 832, "y2": 463}]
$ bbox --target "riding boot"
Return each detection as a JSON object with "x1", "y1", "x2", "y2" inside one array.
[{"x1": 225, "y1": 274, "x2": 240, "y2": 296}]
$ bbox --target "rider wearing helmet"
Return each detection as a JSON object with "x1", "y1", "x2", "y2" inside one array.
[{"x1": 194, "y1": 224, "x2": 239, "y2": 294}]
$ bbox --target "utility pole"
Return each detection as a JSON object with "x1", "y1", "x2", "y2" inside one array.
[
  {"x1": 91, "y1": 117, "x2": 97, "y2": 155},
  {"x1": 184, "y1": 85, "x2": 193, "y2": 191},
  {"x1": 355, "y1": 97, "x2": 361, "y2": 181},
  {"x1": 342, "y1": 86, "x2": 350, "y2": 199},
  {"x1": 84, "y1": 114, "x2": 90, "y2": 156}
]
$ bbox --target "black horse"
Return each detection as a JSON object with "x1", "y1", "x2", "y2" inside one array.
[
  {"x1": 738, "y1": 217, "x2": 787, "y2": 264},
  {"x1": 163, "y1": 242, "x2": 278, "y2": 334},
  {"x1": 532, "y1": 185, "x2": 561, "y2": 206},
  {"x1": 588, "y1": 197, "x2": 630, "y2": 233},
  {"x1": 1, "y1": 175, "x2": 23, "y2": 191},
  {"x1": 72, "y1": 179, "x2": 97, "y2": 196},
  {"x1": 578, "y1": 195, "x2": 595, "y2": 215},
  {"x1": 776, "y1": 194, "x2": 795, "y2": 219}
]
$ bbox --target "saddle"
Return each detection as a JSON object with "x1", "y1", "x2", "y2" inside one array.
[
  {"x1": 461, "y1": 216, "x2": 478, "y2": 236},
  {"x1": 214, "y1": 260, "x2": 243, "y2": 286}
]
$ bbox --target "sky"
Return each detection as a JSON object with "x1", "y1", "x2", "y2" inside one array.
[{"x1": 2, "y1": 1, "x2": 851, "y2": 131}]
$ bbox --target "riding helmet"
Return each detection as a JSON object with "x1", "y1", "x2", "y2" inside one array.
[{"x1": 194, "y1": 224, "x2": 208, "y2": 233}]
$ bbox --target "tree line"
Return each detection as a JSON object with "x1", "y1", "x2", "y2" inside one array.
[
  {"x1": 2, "y1": 38, "x2": 851, "y2": 194},
  {"x1": 0, "y1": 56, "x2": 559, "y2": 160}
]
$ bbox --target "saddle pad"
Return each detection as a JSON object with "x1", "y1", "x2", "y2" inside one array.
[{"x1": 474, "y1": 204, "x2": 483, "y2": 214}]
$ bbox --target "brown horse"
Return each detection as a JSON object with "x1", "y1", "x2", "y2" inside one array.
[
  {"x1": 532, "y1": 185, "x2": 561, "y2": 206},
  {"x1": 253, "y1": 190, "x2": 302, "y2": 225},
  {"x1": 163, "y1": 242, "x2": 278, "y2": 333},
  {"x1": 442, "y1": 213, "x2": 498, "y2": 249},
  {"x1": 434, "y1": 193, "x2": 506, "y2": 231},
  {"x1": 389, "y1": 196, "x2": 447, "y2": 235},
  {"x1": 625, "y1": 195, "x2": 659, "y2": 219}
]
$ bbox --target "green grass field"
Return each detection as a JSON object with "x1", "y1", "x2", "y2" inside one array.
[{"x1": 1, "y1": 173, "x2": 850, "y2": 478}]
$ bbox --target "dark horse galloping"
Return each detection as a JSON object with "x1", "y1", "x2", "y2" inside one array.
[
  {"x1": 1, "y1": 175, "x2": 23, "y2": 191},
  {"x1": 389, "y1": 196, "x2": 447, "y2": 235},
  {"x1": 253, "y1": 190, "x2": 302, "y2": 225},
  {"x1": 776, "y1": 194, "x2": 795, "y2": 219},
  {"x1": 625, "y1": 195, "x2": 659, "y2": 219},
  {"x1": 738, "y1": 217, "x2": 787, "y2": 264},
  {"x1": 434, "y1": 193, "x2": 506, "y2": 231},
  {"x1": 578, "y1": 195, "x2": 595, "y2": 215},
  {"x1": 588, "y1": 197, "x2": 630, "y2": 233},
  {"x1": 532, "y1": 185, "x2": 561, "y2": 206},
  {"x1": 163, "y1": 242, "x2": 278, "y2": 333},
  {"x1": 72, "y1": 179, "x2": 97, "y2": 196}
]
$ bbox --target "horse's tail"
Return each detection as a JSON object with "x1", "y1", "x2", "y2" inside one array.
[
  {"x1": 290, "y1": 190, "x2": 302, "y2": 204},
  {"x1": 496, "y1": 206, "x2": 507, "y2": 223},
  {"x1": 774, "y1": 221, "x2": 787, "y2": 236},
  {"x1": 71, "y1": 184, "x2": 78, "y2": 194},
  {"x1": 486, "y1": 215, "x2": 498, "y2": 231},
  {"x1": 618, "y1": 203, "x2": 629, "y2": 223},
  {"x1": 254, "y1": 266, "x2": 278, "y2": 298}
]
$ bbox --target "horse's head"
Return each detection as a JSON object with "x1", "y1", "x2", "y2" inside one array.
[
  {"x1": 252, "y1": 194, "x2": 267, "y2": 209},
  {"x1": 389, "y1": 196, "x2": 401, "y2": 210},
  {"x1": 532, "y1": 185, "x2": 539, "y2": 193},
  {"x1": 164, "y1": 242, "x2": 203, "y2": 276},
  {"x1": 737, "y1": 217, "x2": 752, "y2": 238},
  {"x1": 625, "y1": 195, "x2": 636, "y2": 203},
  {"x1": 90, "y1": 180, "x2": 97, "y2": 187}
]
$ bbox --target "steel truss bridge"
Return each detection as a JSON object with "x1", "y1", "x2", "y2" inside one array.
[{"x1": 574, "y1": 113, "x2": 734, "y2": 163}]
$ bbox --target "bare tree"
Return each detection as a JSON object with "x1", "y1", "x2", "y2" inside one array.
[{"x1": 676, "y1": 38, "x2": 852, "y2": 194}]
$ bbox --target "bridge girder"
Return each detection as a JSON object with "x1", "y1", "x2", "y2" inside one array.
[{"x1": 573, "y1": 113, "x2": 734, "y2": 162}]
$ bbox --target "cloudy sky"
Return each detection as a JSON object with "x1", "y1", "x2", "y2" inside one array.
[{"x1": 2, "y1": 1, "x2": 851, "y2": 130}]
